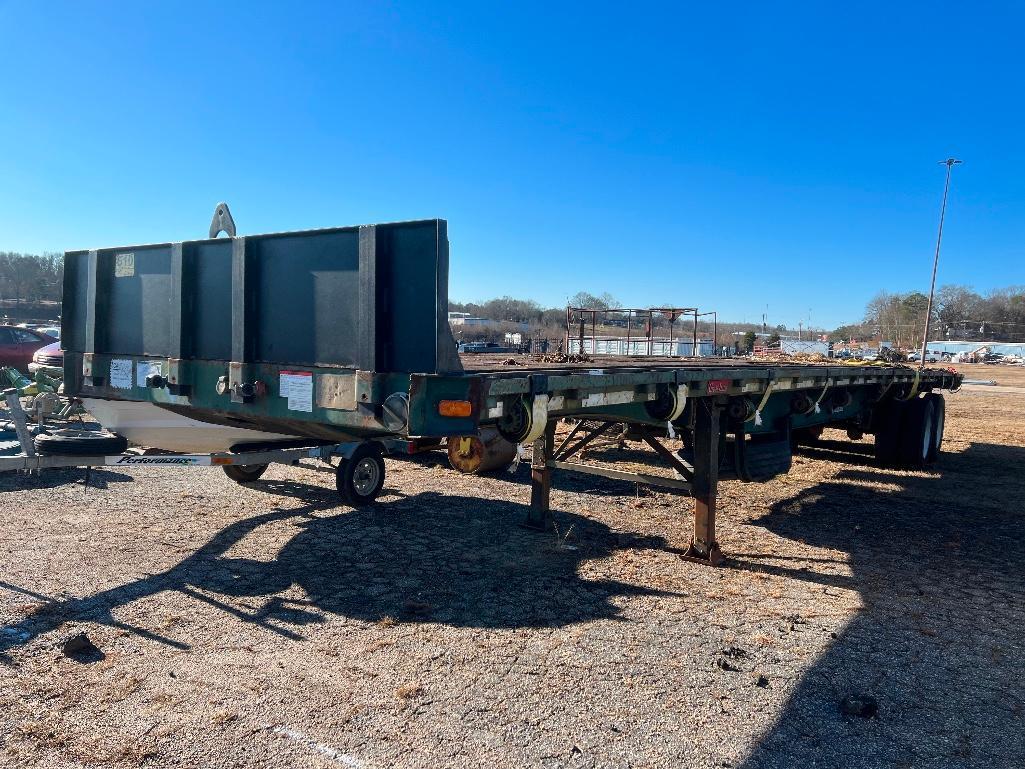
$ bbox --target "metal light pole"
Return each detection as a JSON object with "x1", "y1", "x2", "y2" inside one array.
[{"x1": 919, "y1": 158, "x2": 962, "y2": 367}]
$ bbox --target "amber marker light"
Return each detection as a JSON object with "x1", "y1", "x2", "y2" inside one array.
[{"x1": 438, "y1": 400, "x2": 473, "y2": 418}]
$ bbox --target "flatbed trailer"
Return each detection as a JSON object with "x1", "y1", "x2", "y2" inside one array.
[{"x1": 56, "y1": 212, "x2": 963, "y2": 563}]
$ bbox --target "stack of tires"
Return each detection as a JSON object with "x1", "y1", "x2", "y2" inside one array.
[{"x1": 873, "y1": 393, "x2": 946, "y2": 469}]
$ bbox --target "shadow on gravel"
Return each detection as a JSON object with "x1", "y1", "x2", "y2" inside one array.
[
  {"x1": 0, "y1": 491, "x2": 677, "y2": 660},
  {"x1": 738, "y1": 441, "x2": 1025, "y2": 769},
  {"x1": 0, "y1": 467, "x2": 134, "y2": 491}
]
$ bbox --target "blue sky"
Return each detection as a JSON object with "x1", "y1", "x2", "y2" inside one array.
[{"x1": 1, "y1": 2, "x2": 1021, "y2": 329}]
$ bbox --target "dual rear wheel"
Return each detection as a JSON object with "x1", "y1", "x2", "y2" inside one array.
[{"x1": 873, "y1": 393, "x2": 945, "y2": 469}]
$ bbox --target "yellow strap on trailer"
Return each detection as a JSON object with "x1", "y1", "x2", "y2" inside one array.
[
  {"x1": 746, "y1": 380, "x2": 776, "y2": 426},
  {"x1": 895, "y1": 368, "x2": 922, "y2": 401}
]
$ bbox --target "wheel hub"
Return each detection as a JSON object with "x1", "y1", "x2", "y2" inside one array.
[{"x1": 352, "y1": 457, "x2": 381, "y2": 496}]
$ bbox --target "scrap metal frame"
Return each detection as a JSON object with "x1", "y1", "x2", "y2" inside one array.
[{"x1": 566, "y1": 306, "x2": 703, "y2": 357}]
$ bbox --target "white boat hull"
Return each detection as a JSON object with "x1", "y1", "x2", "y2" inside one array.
[{"x1": 81, "y1": 398, "x2": 297, "y2": 453}]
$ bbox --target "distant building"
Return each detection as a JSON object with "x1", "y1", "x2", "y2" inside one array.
[{"x1": 928, "y1": 340, "x2": 1025, "y2": 357}]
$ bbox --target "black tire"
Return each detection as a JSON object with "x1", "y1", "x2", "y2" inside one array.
[
  {"x1": 34, "y1": 429, "x2": 128, "y2": 456},
  {"x1": 873, "y1": 401, "x2": 904, "y2": 468},
  {"x1": 336, "y1": 443, "x2": 385, "y2": 507},
  {"x1": 898, "y1": 396, "x2": 936, "y2": 470},
  {"x1": 925, "y1": 393, "x2": 945, "y2": 464},
  {"x1": 222, "y1": 463, "x2": 269, "y2": 483}
]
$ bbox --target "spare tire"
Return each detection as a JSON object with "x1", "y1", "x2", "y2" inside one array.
[{"x1": 35, "y1": 429, "x2": 129, "y2": 456}]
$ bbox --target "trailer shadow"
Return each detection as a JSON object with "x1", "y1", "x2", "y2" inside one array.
[
  {"x1": 0, "y1": 491, "x2": 677, "y2": 660},
  {"x1": 0, "y1": 467, "x2": 134, "y2": 492},
  {"x1": 735, "y1": 440, "x2": 1025, "y2": 769}
]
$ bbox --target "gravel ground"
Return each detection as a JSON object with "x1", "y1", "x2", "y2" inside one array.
[{"x1": 0, "y1": 364, "x2": 1022, "y2": 768}]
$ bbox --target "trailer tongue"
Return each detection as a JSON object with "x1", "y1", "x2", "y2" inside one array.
[{"x1": 57, "y1": 211, "x2": 962, "y2": 563}]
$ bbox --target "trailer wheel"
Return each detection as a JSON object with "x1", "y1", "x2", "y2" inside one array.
[
  {"x1": 222, "y1": 463, "x2": 269, "y2": 483},
  {"x1": 898, "y1": 396, "x2": 936, "y2": 470},
  {"x1": 925, "y1": 393, "x2": 945, "y2": 463},
  {"x1": 34, "y1": 429, "x2": 128, "y2": 456},
  {"x1": 873, "y1": 401, "x2": 904, "y2": 468},
  {"x1": 336, "y1": 443, "x2": 385, "y2": 506}
]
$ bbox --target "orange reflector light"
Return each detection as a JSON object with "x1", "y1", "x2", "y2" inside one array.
[
  {"x1": 212, "y1": 457, "x2": 232, "y2": 465},
  {"x1": 438, "y1": 399, "x2": 472, "y2": 418}
]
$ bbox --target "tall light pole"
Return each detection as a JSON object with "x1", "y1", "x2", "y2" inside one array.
[{"x1": 920, "y1": 158, "x2": 962, "y2": 367}]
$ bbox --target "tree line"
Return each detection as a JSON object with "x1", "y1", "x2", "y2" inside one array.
[
  {"x1": 0, "y1": 252, "x2": 63, "y2": 305},
  {"x1": 450, "y1": 291, "x2": 773, "y2": 347},
  {"x1": 449, "y1": 291, "x2": 625, "y2": 328},
  {"x1": 833, "y1": 285, "x2": 1025, "y2": 345}
]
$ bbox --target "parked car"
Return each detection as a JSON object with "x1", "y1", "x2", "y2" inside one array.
[
  {"x1": 29, "y1": 341, "x2": 64, "y2": 378},
  {"x1": 0, "y1": 325, "x2": 57, "y2": 374},
  {"x1": 907, "y1": 350, "x2": 948, "y2": 363}
]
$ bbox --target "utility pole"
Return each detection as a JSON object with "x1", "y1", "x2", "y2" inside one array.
[{"x1": 920, "y1": 158, "x2": 962, "y2": 366}]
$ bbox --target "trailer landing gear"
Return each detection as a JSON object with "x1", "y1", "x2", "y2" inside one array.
[
  {"x1": 524, "y1": 399, "x2": 727, "y2": 566},
  {"x1": 524, "y1": 421, "x2": 556, "y2": 531},
  {"x1": 682, "y1": 398, "x2": 724, "y2": 566}
]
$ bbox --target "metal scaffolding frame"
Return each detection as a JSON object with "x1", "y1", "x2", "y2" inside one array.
[{"x1": 566, "y1": 306, "x2": 715, "y2": 357}]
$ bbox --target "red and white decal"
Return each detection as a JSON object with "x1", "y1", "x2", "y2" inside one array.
[{"x1": 706, "y1": 379, "x2": 731, "y2": 394}]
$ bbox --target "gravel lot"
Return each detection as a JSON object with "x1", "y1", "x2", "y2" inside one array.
[{"x1": 0, "y1": 364, "x2": 1022, "y2": 768}]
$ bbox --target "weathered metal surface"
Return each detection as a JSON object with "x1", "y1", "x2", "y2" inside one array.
[
  {"x1": 684, "y1": 397, "x2": 725, "y2": 565},
  {"x1": 526, "y1": 421, "x2": 557, "y2": 531}
]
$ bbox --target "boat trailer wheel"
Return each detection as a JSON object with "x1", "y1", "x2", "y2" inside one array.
[
  {"x1": 222, "y1": 463, "x2": 269, "y2": 483},
  {"x1": 336, "y1": 443, "x2": 386, "y2": 506}
]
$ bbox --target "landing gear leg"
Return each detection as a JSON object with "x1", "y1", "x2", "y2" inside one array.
[
  {"x1": 525, "y1": 420, "x2": 556, "y2": 531},
  {"x1": 684, "y1": 398, "x2": 725, "y2": 566}
]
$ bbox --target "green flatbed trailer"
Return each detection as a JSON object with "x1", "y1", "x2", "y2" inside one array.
[{"x1": 61, "y1": 212, "x2": 962, "y2": 564}]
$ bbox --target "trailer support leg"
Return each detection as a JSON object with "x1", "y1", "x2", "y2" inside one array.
[
  {"x1": 525, "y1": 420, "x2": 557, "y2": 531},
  {"x1": 684, "y1": 397, "x2": 724, "y2": 565}
]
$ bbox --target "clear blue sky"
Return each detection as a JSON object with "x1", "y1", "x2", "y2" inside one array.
[{"x1": 1, "y1": 2, "x2": 1021, "y2": 329}]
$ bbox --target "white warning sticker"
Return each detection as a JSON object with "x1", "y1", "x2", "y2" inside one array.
[
  {"x1": 110, "y1": 359, "x2": 133, "y2": 389},
  {"x1": 279, "y1": 370, "x2": 313, "y2": 412},
  {"x1": 114, "y1": 252, "x2": 135, "y2": 277}
]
